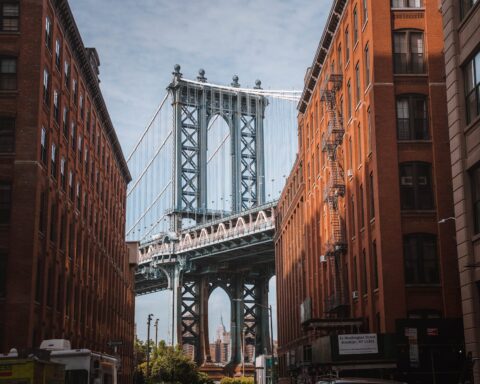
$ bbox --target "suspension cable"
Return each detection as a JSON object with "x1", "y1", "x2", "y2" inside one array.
[
  {"x1": 126, "y1": 92, "x2": 169, "y2": 163},
  {"x1": 207, "y1": 134, "x2": 230, "y2": 164},
  {"x1": 127, "y1": 130, "x2": 173, "y2": 197},
  {"x1": 126, "y1": 180, "x2": 172, "y2": 236}
]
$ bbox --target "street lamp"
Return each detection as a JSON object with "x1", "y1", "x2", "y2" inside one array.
[
  {"x1": 438, "y1": 216, "x2": 456, "y2": 224},
  {"x1": 147, "y1": 313, "x2": 154, "y2": 378},
  {"x1": 233, "y1": 299, "x2": 275, "y2": 383}
]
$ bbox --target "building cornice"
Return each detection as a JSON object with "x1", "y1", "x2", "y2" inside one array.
[
  {"x1": 52, "y1": 0, "x2": 132, "y2": 183},
  {"x1": 297, "y1": 0, "x2": 347, "y2": 114}
]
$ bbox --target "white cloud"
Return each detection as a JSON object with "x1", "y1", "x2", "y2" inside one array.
[{"x1": 68, "y1": 0, "x2": 331, "y2": 343}]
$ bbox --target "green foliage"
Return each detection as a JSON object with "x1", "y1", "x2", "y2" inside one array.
[
  {"x1": 136, "y1": 340, "x2": 213, "y2": 384},
  {"x1": 220, "y1": 377, "x2": 254, "y2": 384}
]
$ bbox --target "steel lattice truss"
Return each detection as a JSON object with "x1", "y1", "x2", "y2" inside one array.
[{"x1": 169, "y1": 70, "x2": 266, "y2": 222}]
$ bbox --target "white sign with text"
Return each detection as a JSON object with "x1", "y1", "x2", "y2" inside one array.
[{"x1": 338, "y1": 334, "x2": 379, "y2": 355}]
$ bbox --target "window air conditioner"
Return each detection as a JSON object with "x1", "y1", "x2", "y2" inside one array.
[
  {"x1": 347, "y1": 169, "x2": 353, "y2": 178},
  {"x1": 352, "y1": 290, "x2": 359, "y2": 299},
  {"x1": 320, "y1": 255, "x2": 327, "y2": 263}
]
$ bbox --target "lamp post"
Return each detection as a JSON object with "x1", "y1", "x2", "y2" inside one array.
[
  {"x1": 233, "y1": 299, "x2": 275, "y2": 383},
  {"x1": 154, "y1": 318, "x2": 159, "y2": 351},
  {"x1": 147, "y1": 313, "x2": 154, "y2": 378}
]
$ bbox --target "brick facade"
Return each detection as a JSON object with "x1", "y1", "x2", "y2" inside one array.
[
  {"x1": 0, "y1": 1, "x2": 135, "y2": 382},
  {"x1": 275, "y1": 0, "x2": 462, "y2": 382}
]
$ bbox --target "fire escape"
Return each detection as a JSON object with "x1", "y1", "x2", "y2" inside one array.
[{"x1": 321, "y1": 72, "x2": 348, "y2": 317}]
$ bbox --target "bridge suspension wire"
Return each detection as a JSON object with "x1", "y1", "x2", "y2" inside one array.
[
  {"x1": 126, "y1": 76, "x2": 299, "y2": 243},
  {"x1": 126, "y1": 92, "x2": 169, "y2": 163},
  {"x1": 126, "y1": 180, "x2": 172, "y2": 237},
  {"x1": 126, "y1": 130, "x2": 173, "y2": 198},
  {"x1": 181, "y1": 77, "x2": 302, "y2": 101}
]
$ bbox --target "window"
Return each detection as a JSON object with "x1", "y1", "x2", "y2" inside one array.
[
  {"x1": 362, "y1": 249, "x2": 368, "y2": 293},
  {"x1": 50, "y1": 202, "x2": 56, "y2": 243},
  {"x1": 462, "y1": 0, "x2": 479, "y2": 19},
  {"x1": 69, "y1": 171, "x2": 73, "y2": 200},
  {"x1": 60, "y1": 157, "x2": 66, "y2": 190},
  {"x1": 355, "y1": 62, "x2": 361, "y2": 105},
  {"x1": 76, "y1": 183, "x2": 81, "y2": 210},
  {"x1": 464, "y1": 50, "x2": 480, "y2": 124},
  {"x1": 393, "y1": 30, "x2": 424, "y2": 74},
  {"x1": 0, "y1": 57, "x2": 16, "y2": 90},
  {"x1": 369, "y1": 172, "x2": 375, "y2": 218},
  {"x1": 364, "y1": 43, "x2": 370, "y2": 87},
  {"x1": 50, "y1": 143, "x2": 56, "y2": 179},
  {"x1": 404, "y1": 234, "x2": 438, "y2": 284},
  {"x1": 53, "y1": 90, "x2": 59, "y2": 122},
  {"x1": 40, "y1": 127, "x2": 47, "y2": 164},
  {"x1": 396, "y1": 95, "x2": 429, "y2": 140},
  {"x1": 78, "y1": 136, "x2": 82, "y2": 159},
  {"x1": 72, "y1": 79, "x2": 77, "y2": 104},
  {"x1": 349, "y1": 136, "x2": 353, "y2": 169},
  {"x1": 43, "y1": 68, "x2": 50, "y2": 105},
  {"x1": 45, "y1": 16, "x2": 52, "y2": 50},
  {"x1": 351, "y1": 194, "x2": 356, "y2": 235},
  {"x1": 392, "y1": 0, "x2": 424, "y2": 7},
  {"x1": 357, "y1": 123, "x2": 362, "y2": 164},
  {"x1": 0, "y1": 250, "x2": 6, "y2": 297},
  {"x1": 70, "y1": 122, "x2": 76, "y2": 150},
  {"x1": 1, "y1": 3, "x2": 19, "y2": 32},
  {"x1": 359, "y1": 185, "x2": 365, "y2": 228},
  {"x1": 62, "y1": 107, "x2": 68, "y2": 138},
  {"x1": 399, "y1": 162, "x2": 433, "y2": 210},
  {"x1": 345, "y1": 27, "x2": 350, "y2": 63},
  {"x1": 362, "y1": 0, "x2": 368, "y2": 24},
  {"x1": 55, "y1": 39, "x2": 61, "y2": 69},
  {"x1": 353, "y1": 256, "x2": 358, "y2": 290},
  {"x1": 39, "y1": 191, "x2": 46, "y2": 234},
  {"x1": 367, "y1": 107, "x2": 372, "y2": 153},
  {"x1": 338, "y1": 44, "x2": 343, "y2": 71},
  {"x1": 353, "y1": 6, "x2": 359, "y2": 43},
  {"x1": 0, "y1": 181, "x2": 11, "y2": 224},
  {"x1": 347, "y1": 79, "x2": 352, "y2": 119},
  {"x1": 64, "y1": 61, "x2": 70, "y2": 89},
  {"x1": 471, "y1": 163, "x2": 480, "y2": 234},
  {"x1": 79, "y1": 94, "x2": 84, "y2": 119},
  {"x1": 372, "y1": 241, "x2": 378, "y2": 289},
  {"x1": 0, "y1": 117, "x2": 14, "y2": 153}
]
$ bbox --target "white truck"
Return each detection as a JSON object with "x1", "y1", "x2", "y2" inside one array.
[{"x1": 40, "y1": 339, "x2": 119, "y2": 384}]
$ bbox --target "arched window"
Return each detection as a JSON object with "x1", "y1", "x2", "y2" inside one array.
[
  {"x1": 399, "y1": 162, "x2": 433, "y2": 210},
  {"x1": 396, "y1": 94, "x2": 429, "y2": 140},
  {"x1": 393, "y1": 29, "x2": 424, "y2": 74},
  {"x1": 404, "y1": 234, "x2": 439, "y2": 284}
]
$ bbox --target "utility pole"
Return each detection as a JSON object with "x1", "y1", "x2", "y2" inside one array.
[
  {"x1": 154, "y1": 318, "x2": 159, "y2": 352},
  {"x1": 147, "y1": 313, "x2": 153, "y2": 378}
]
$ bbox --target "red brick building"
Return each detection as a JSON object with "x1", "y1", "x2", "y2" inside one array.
[
  {"x1": 275, "y1": 0, "x2": 463, "y2": 382},
  {"x1": 0, "y1": 0, "x2": 136, "y2": 382}
]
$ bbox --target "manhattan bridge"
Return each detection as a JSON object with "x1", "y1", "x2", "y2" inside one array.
[{"x1": 127, "y1": 65, "x2": 299, "y2": 373}]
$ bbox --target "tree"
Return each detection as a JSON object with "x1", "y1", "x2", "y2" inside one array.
[{"x1": 138, "y1": 340, "x2": 213, "y2": 384}]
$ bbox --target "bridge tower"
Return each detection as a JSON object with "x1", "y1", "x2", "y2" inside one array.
[
  {"x1": 163, "y1": 66, "x2": 272, "y2": 368},
  {"x1": 169, "y1": 64, "x2": 267, "y2": 231}
]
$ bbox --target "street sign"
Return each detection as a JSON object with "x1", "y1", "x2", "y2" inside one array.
[{"x1": 107, "y1": 341, "x2": 123, "y2": 347}]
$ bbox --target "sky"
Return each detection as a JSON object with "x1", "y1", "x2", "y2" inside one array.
[{"x1": 68, "y1": 0, "x2": 332, "y2": 343}]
